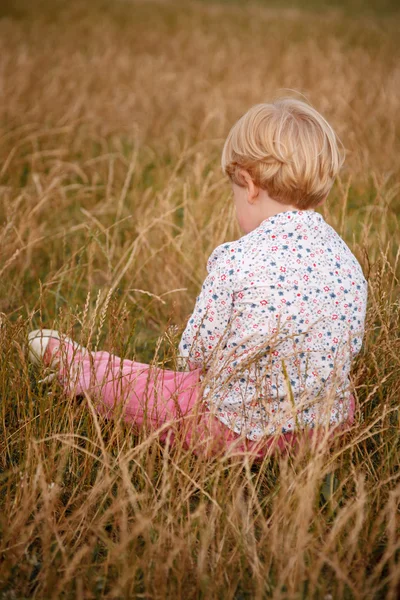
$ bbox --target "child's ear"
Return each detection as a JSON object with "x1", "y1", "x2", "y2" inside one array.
[
  {"x1": 247, "y1": 179, "x2": 259, "y2": 204},
  {"x1": 239, "y1": 169, "x2": 259, "y2": 204}
]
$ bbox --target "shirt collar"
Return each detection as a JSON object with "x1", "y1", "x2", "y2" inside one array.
[{"x1": 260, "y1": 209, "x2": 322, "y2": 229}]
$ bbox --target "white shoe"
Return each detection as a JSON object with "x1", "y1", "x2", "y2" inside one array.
[{"x1": 28, "y1": 329, "x2": 85, "y2": 368}]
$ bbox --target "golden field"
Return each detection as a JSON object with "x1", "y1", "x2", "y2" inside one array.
[{"x1": 0, "y1": 0, "x2": 399, "y2": 598}]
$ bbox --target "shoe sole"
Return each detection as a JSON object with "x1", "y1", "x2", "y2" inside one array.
[{"x1": 28, "y1": 329, "x2": 85, "y2": 366}]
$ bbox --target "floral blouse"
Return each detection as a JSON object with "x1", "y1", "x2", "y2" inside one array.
[{"x1": 179, "y1": 210, "x2": 367, "y2": 440}]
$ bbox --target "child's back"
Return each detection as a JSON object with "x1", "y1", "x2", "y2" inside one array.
[{"x1": 180, "y1": 209, "x2": 367, "y2": 440}]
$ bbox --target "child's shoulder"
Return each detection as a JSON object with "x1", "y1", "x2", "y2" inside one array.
[
  {"x1": 207, "y1": 241, "x2": 237, "y2": 273},
  {"x1": 206, "y1": 228, "x2": 263, "y2": 273}
]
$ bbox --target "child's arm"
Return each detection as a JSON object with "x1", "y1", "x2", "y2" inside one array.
[{"x1": 179, "y1": 262, "x2": 234, "y2": 371}]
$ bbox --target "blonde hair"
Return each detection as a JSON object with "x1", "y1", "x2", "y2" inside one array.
[{"x1": 221, "y1": 98, "x2": 344, "y2": 209}]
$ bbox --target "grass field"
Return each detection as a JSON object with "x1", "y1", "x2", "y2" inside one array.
[{"x1": 0, "y1": 0, "x2": 399, "y2": 598}]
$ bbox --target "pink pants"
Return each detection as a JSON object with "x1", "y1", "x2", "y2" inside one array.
[{"x1": 58, "y1": 342, "x2": 355, "y2": 458}]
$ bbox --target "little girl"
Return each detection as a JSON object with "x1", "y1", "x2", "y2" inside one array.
[{"x1": 29, "y1": 98, "x2": 367, "y2": 458}]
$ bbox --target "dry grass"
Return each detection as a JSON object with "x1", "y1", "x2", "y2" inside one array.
[{"x1": 0, "y1": 0, "x2": 399, "y2": 598}]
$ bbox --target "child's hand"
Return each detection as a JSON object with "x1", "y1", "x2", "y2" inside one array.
[{"x1": 177, "y1": 356, "x2": 191, "y2": 372}]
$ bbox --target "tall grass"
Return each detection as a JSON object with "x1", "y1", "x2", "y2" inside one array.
[{"x1": 0, "y1": 0, "x2": 399, "y2": 598}]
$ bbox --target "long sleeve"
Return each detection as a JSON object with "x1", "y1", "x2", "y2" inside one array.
[{"x1": 179, "y1": 258, "x2": 235, "y2": 370}]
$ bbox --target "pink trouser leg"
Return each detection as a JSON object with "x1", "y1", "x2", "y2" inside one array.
[
  {"x1": 56, "y1": 342, "x2": 202, "y2": 444},
  {"x1": 54, "y1": 341, "x2": 248, "y2": 455}
]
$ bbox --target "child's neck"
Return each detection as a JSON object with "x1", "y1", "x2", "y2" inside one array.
[{"x1": 253, "y1": 190, "x2": 307, "y2": 228}]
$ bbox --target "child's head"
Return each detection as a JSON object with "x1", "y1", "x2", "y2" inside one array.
[{"x1": 221, "y1": 98, "x2": 344, "y2": 210}]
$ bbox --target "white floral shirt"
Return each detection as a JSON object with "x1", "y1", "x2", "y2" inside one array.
[{"x1": 179, "y1": 210, "x2": 367, "y2": 440}]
